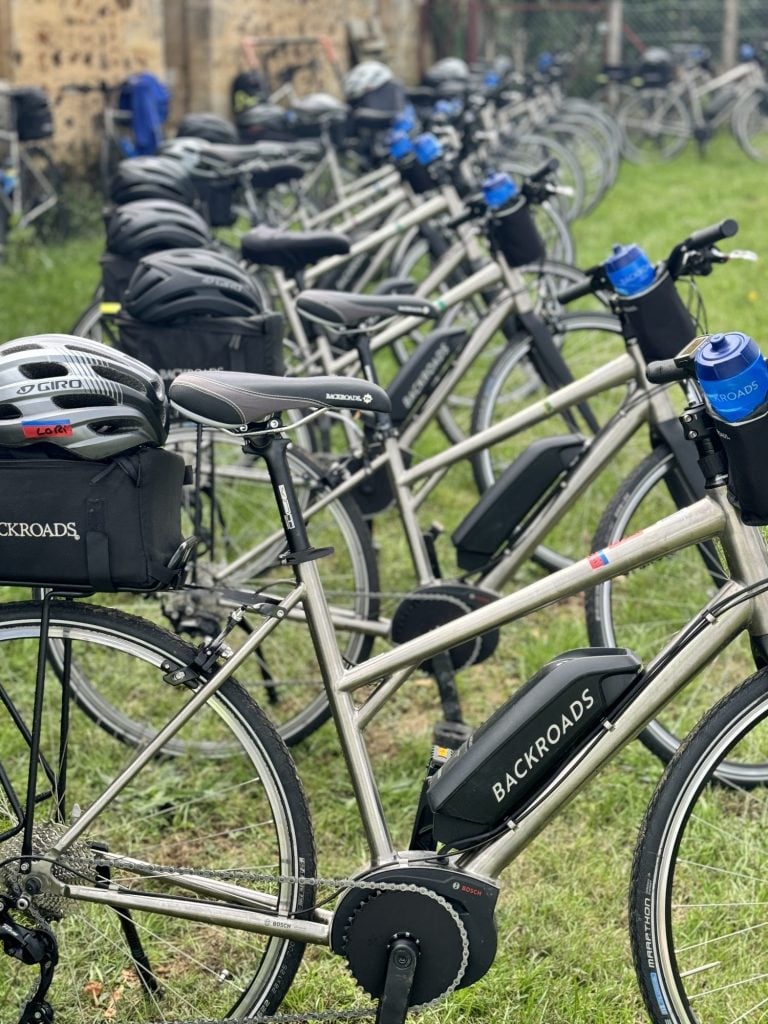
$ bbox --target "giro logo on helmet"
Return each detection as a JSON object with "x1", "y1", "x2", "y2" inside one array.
[
  {"x1": 21, "y1": 419, "x2": 74, "y2": 439},
  {"x1": 17, "y1": 380, "x2": 84, "y2": 395},
  {"x1": 201, "y1": 275, "x2": 244, "y2": 292}
]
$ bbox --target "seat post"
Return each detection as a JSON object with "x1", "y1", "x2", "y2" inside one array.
[{"x1": 244, "y1": 430, "x2": 313, "y2": 558}]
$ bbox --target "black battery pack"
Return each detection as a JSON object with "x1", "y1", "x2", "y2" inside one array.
[
  {"x1": 427, "y1": 648, "x2": 642, "y2": 844},
  {"x1": 452, "y1": 434, "x2": 586, "y2": 571}
]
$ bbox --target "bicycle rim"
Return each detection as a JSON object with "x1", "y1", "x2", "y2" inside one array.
[
  {"x1": 100, "y1": 432, "x2": 378, "y2": 748},
  {"x1": 0, "y1": 601, "x2": 315, "y2": 1022}
]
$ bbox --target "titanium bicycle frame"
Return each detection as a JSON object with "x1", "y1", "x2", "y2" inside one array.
[
  {"x1": 38, "y1": 438, "x2": 768, "y2": 944},
  {"x1": 205, "y1": 322, "x2": 644, "y2": 626}
]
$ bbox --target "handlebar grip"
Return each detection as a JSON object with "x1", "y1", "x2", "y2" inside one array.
[
  {"x1": 683, "y1": 218, "x2": 738, "y2": 251},
  {"x1": 646, "y1": 359, "x2": 688, "y2": 384},
  {"x1": 527, "y1": 157, "x2": 560, "y2": 182}
]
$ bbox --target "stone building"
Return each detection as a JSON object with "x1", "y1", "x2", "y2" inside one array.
[{"x1": 0, "y1": 0, "x2": 421, "y2": 160}]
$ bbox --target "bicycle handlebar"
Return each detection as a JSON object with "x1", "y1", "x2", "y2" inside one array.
[
  {"x1": 557, "y1": 218, "x2": 740, "y2": 306},
  {"x1": 667, "y1": 218, "x2": 738, "y2": 278}
]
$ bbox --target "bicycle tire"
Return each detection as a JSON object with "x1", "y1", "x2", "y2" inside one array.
[
  {"x1": 70, "y1": 295, "x2": 109, "y2": 342},
  {"x1": 731, "y1": 86, "x2": 768, "y2": 162},
  {"x1": 630, "y1": 666, "x2": 768, "y2": 1023},
  {"x1": 0, "y1": 599, "x2": 316, "y2": 1021},
  {"x1": 585, "y1": 446, "x2": 768, "y2": 780},
  {"x1": 618, "y1": 89, "x2": 692, "y2": 164},
  {"x1": 87, "y1": 435, "x2": 379, "y2": 748}
]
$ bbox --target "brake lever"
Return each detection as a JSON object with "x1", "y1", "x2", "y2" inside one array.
[{"x1": 724, "y1": 248, "x2": 759, "y2": 262}]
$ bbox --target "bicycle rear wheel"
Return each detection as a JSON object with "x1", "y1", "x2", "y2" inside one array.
[
  {"x1": 0, "y1": 600, "x2": 315, "y2": 1023},
  {"x1": 619, "y1": 89, "x2": 692, "y2": 163},
  {"x1": 631, "y1": 667, "x2": 768, "y2": 1023},
  {"x1": 89, "y1": 435, "x2": 379, "y2": 748}
]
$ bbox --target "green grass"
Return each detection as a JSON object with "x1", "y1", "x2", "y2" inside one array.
[{"x1": 1, "y1": 133, "x2": 768, "y2": 1021}]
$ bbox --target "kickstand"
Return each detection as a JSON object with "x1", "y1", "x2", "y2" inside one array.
[{"x1": 375, "y1": 936, "x2": 419, "y2": 1024}]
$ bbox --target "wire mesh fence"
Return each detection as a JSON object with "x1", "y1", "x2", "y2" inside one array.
[{"x1": 424, "y1": 1, "x2": 768, "y2": 96}]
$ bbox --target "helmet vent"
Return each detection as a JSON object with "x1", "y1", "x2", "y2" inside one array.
[
  {"x1": 95, "y1": 365, "x2": 146, "y2": 391},
  {"x1": 54, "y1": 395, "x2": 116, "y2": 409},
  {"x1": 91, "y1": 418, "x2": 136, "y2": 435},
  {"x1": 20, "y1": 361, "x2": 68, "y2": 379},
  {"x1": 0, "y1": 403, "x2": 21, "y2": 420}
]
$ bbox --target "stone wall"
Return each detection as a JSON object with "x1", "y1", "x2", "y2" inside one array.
[
  {"x1": 0, "y1": 0, "x2": 422, "y2": 164},
  {"x1": 2, "y1": 0, "x2": 165, "y2": 159}
]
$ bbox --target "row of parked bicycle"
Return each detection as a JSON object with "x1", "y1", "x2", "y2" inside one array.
[
  {"x1": 2, "y1": 53, "x2": 768, "y2": 1024},
  {"x1": 10, "y1": 35, "x2": 768, "y2": 262}
]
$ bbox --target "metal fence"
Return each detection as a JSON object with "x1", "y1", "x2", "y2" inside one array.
[{"x1": 425, "y1": 1, "x2": 768, "y2": 94}]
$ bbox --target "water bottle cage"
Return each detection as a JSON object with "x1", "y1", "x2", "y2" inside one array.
[{"x1": 678, "y1": 403, "x2": 728, "y2": 484}]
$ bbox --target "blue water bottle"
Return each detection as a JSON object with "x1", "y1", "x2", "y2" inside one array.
[
  {"x1": 481, "y1": 171, "x2": 518, "y2": 210},
  {"x1": 694, "y1": 331, "x2": 768, "y2": 422},
  {"x1": 603, "y1": 243, "x2": 655, "y2": 296}
]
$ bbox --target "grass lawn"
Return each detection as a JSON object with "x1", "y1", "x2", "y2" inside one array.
[{"x1": 0, "y1": 132, "x2": 767, "y2": 1022}]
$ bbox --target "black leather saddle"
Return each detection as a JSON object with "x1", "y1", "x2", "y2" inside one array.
[
  {"x1": 296, "y1": 289, "x2": 440, "y2": 329},
  {"x1": 170, "y1": 371, "x2": 391, "y2": 429},
  {"x1": 241, "y1": 227, "x2": 351, "y2": 276}
]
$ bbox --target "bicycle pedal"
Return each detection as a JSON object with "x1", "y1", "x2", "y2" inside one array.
[{"x1": 432, "y1": 719, "x2": 473, "y2": 749}]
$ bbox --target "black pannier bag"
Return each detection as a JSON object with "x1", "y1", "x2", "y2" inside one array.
[
  {"x1": 487, "y1": 197, "x2": 546, "y2": 268},
  {"x1": 616, "y1": 267, "x2": 697, "y2": 363},
  {"x1": 12, "y1": 87, "x2": 53, "y2": 141},
  {"x1": 191, "y1": 176, "x2": 238, "y2": 227},
  {"x1": 0, "y1": 446, "x2": 187, "y2": 592},
  {"x1": 116, "y1": 311, "x2": 285, "y2": 386}
]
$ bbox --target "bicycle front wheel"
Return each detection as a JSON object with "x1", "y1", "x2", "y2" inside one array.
[
  {"x1": 631, "y1": 667, "x2": 768, "y2": 1023},
  {"x1": 585, "y1": 447, "x2": 768, "y2": 782},
  {"x1": 0, "y1": 600, "x2": 316, "y2": 1023}
]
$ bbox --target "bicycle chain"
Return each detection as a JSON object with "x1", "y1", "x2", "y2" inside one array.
[{"x1": 91, "y1": 857, "x2": 470, "y2": 1024}]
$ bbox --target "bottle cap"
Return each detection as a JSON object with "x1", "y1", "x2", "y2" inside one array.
[
  {"x1": 484, "y1": 70, "x2": 501, "y2": 87},
  {"x1": 388, "y1": 131, "x2": 414, "y2": 161},
  {"x1": 482, "y1": 171, "x2": 518, "y2": 210},
  {"x1": 414, "y1": 132, "x2": 443, "y2": 166},
  {"x1": 603, "y1": 243, "x2": 655, "y2": 296},
  {"x1": 693, "y1": 332, "x2": 761, "y2": 381}
]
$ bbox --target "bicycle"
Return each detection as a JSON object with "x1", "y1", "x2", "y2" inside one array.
[
  {"x1": 617, "y1": 47, "x2": 768, "y2": 164},
  {"x1": 3, "y1": 332, "x2": 768, "y2": 1023},
  {"x1": 0, "y1": 85, "x2": 65, "y2": 258},
  {"x1": 68, "y1": 218, "x2": 738, "y2": 757}
]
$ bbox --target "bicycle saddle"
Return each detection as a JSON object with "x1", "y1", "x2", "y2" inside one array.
[
  {"x1": 169, "y1": 371, "x2": 391, "y2": 428},
  {"x1": 296, "y1": 289, "x2": 439, "y2": 329},
  {"x1": 248, "y1": 161, "x2": 306, "y2": 188},
  {"x1": 241, "y1": 227, "x2": 350, "y2": 276}
]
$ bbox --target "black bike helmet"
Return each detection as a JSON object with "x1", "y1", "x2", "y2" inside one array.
[
  {"x1": 0, "y1": 335, "x2": 169, "y2": 459},
  {"x1": 106, "y1": 200, "x2": 212, "y2": 257},
  {"x1": 123, "y1": 248, "x2": 265, "y2": 324},
  {"x1": 177, "y1": 111, "x2": 238, "y2": 144},
  {"x1": 109, "y1": 156, "x2": 198, "y2": 207}
]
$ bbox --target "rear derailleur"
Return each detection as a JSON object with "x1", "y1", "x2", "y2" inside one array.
[{"x1": 0, "y1": 898, "x2": 57, "y2": 1023}]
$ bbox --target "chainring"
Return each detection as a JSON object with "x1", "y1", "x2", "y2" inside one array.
[{"x1": 337, "y1": 887, "x2": 466, "y2": 1006}]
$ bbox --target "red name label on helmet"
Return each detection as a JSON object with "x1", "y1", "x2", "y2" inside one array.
[{"x1": 22, "y1": 419, "x2": 73, "y2": 439}]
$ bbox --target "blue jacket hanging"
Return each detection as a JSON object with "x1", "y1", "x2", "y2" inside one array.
[{"x1": 119, "y1": 72, "x2": 170, "y2": 156}]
